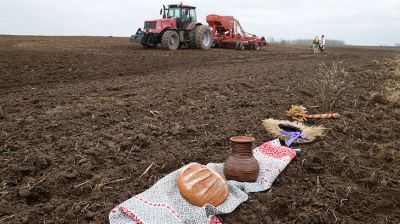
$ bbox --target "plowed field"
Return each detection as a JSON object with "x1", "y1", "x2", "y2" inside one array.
[{"x1": 1, "y1": 36, "x2": 399, "y2": 223}]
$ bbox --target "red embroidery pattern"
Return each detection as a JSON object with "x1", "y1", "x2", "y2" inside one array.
[
  {"x1": 119, "y1": 206, "x2": 144, "y2": 224},
  {"x1": 133, "y1": 195, "x2": 181, "y2": 222},
  {"x1": 209, "y1": 215, "x2": 223, "y2": 224},
  {"x1": 254, "y1": 148, "x2": 269, "y2": 164},
  {"x1": 254, "y1": 150, "x2": 272, "y2": 171},
  {"x1": 258, "y1": 142, "x2": 296, "y2": 159},
  {"x1": 252, "y1": 150, "x2": 274, "y2": 186}
]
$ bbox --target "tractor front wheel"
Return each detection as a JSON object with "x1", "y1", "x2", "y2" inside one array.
[
  {"x1": 161, "y1": 30, "x2": 180, "y2": 50},
  {"x1": 194, "y1": 25, "x2": 212, "y2": 50}
]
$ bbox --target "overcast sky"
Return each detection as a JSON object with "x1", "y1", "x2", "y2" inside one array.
[{"x1": 0, "y1": 0, "x2": 399, "y2": 46}]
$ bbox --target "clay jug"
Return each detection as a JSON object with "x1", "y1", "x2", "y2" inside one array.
[{"x1": 224, "y1": 136, "x2": 260, "y2": 182}]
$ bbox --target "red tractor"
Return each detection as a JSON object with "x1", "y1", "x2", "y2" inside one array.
[
  {"x1": 129, "y1": 3, "x2": 212, "y2": 50},
  {"x1": 206, "y1": 14, "x2": 267, "y2": 50}
]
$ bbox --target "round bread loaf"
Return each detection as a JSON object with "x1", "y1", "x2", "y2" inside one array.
[{"x1": 178, "y1": 163, "x2": 228, "y2": 207}]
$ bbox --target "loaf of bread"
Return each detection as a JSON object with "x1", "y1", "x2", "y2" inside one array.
[{"x1": 178, "y1": 163, "x2": 228, "y2": 207}]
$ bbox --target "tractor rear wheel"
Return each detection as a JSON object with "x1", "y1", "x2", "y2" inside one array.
[
  {"x1": 235, "y1": 42, "x2": 245, "y2": 50},
  {"x1": 194, "y1": 25, "x2": 212, "y2": 50},
  {"x1": 188, "y1": 26, "x2": 198, "y2": 48},
  {"x1": 161, "y1": 30, "x2": 179, "y2": 50},
  {"x1": 252, "y1": 44, "x2": 260, "y2": 51}
]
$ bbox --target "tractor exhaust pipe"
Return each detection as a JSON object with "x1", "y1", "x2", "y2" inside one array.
[{"x1": 162, "y1": 5, "x2": 166, "y2": 19}]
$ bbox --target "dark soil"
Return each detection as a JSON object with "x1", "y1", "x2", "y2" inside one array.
[{"x1": 1, "y1": 36, "x2": 399, "y2": 224}]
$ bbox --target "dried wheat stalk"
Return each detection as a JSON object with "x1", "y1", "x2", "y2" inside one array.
[{"x1": 287, "y1": 105, "x2": 341, "y2": 122}]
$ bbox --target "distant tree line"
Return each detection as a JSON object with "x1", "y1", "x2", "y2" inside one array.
[
  {"x1": 396, "y1": 43, "x2": 400, "y2": 46},
  {"x1": 267, "y1": 37, "x2": 346, "y2": 46}
]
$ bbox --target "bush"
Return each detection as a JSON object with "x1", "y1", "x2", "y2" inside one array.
[
  {"x1": 316, "y1": 62, "x2": 348, "y2": 111},
  {"x1": 384, "y1": 54, "x2": 400, "y2": 107}
]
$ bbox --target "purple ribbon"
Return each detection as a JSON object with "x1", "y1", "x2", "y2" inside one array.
[{"x1": 280, "y1": 130, "x2": 308, "y2": 147}]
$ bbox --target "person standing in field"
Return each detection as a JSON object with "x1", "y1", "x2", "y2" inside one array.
[{"x1": 320, "y1": 35, "x2": 326, "y2": 54}]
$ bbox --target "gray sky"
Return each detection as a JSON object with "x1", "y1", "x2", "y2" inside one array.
[{"x1": 0, "y1": 0, "x2": 399, "y2": 46}]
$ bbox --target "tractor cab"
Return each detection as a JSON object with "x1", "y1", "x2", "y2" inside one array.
[{"x1": 162, "y1": 4, "x2": 197, "y2": 30}]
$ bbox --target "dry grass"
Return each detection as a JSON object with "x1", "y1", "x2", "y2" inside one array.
[
  {"x1": 385, "y1": 80, "x2": 400, "y2": 107},
  {"x1": 93, "y1": 176, "x2": 127, "y2": 192},
  {"x1": 384, "y1": 54, "x2": 400, "y2": 107},
  {"x1": 316, "y1": 61, "x2": 348, "y2": 111},
  {"x1": 390, "y1": 54, "x2": 400, "y2": 77}
]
